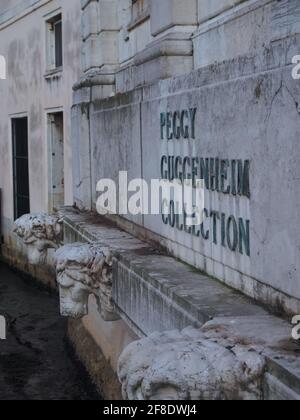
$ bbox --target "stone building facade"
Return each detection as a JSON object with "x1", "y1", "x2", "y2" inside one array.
[
  {"x1": 0, "y1": 0, "x2": 82, "y2": 283},
  {"x1": 73, "y1": 0, "x2": 300, "y2": 317},
  {"x1": 0, "y1": 0, "x2": 300, "y2": 400}
]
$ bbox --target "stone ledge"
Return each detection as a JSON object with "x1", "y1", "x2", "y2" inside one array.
[
  {"x1": 116, "y1": 32, "x2": 193, "y2": 93},
  {"x1": 117, "y1": 316, "x2": 300, "y2": 400},
  {"x1": 113, "y1": 252, "x2": 268, "y2": 335},
  {"x1": 61, "y1": 208, "x2": 300, "y2": 399},
  {"x1": 264, "y1": 373, "x2": 300, "y2": 400},
  {"x1": 73, "y1": 69, "x2": 116, "y2": 91},
  {"x1": 134, "y1": 33, "x2": 193, "y2": 67},
  {"x1": 62, "y1": 208, "x2": 268, "y2": 332}
]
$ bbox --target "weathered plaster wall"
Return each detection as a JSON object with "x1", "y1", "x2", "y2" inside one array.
[{"x1": 0, "y1": 0, "x2": 82, "y2": 243}]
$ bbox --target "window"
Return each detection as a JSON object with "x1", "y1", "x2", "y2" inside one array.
[
  {"x1": 12, "y1": 117, "x2": 30, "y2": 220},
  {"x1": 46, "y1": 13, "x2": 63, "y2": 71}
]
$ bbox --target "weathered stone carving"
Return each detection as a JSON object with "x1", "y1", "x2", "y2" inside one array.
[
  {"x1": 54, "y1": 243, "x2": 118, "y2": 321},
  {"x1": 118, "y1": 327, "x2": 266, "y2": 400},
  {"x1": 14, "y1": 213, "x2": 63, "y2": 265}
]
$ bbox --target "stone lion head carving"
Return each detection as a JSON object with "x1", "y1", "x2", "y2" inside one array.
[
  {"x1": 14, "y1": 213, "x2": 63, "y2": 265},
  {"x1": 54, "y1": 243, "x2": 117, "y2": 320},
  {"x1": 118, "y1": 327, "x2": 265, "y2": 401}
]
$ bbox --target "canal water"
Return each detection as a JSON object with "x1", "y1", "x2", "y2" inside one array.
[{"x1": 0, "y1": 263, "x2": 99, "y2": 400}]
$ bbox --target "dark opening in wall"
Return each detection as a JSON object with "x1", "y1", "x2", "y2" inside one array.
[{"x1": 12, "y1": 117, "x2": 30, "y2": 220}]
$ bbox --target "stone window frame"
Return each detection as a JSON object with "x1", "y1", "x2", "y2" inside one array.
[{"x1": 45, "y1": 9, "x2": 63, "y2": 75}]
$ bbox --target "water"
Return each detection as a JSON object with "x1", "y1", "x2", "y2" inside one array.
[{"x1": 0, "y1": 264, "x2": 99, "y2": 400}]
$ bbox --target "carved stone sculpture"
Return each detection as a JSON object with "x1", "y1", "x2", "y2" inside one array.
[
  {"x1": 118, "y1": 327, "x2": 266, "y2": 400},
  {"x1": 54, "y1": 243, "x2": 118, "y2": 321},
  {"x1": 14, "y1": 213, "x2": 63, "y2": 265}
]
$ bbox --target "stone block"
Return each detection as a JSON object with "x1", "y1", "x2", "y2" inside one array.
[
  {"x1": 116, "y1": 33, "x2": 193, "y2": 92},
  {"x1": 113, "y1": 251, "x2": 268, "y2": 336},
  {"x1": 150, "y1": 0, "x2": 197, "y2": 36},
  {"x1": 98, "y1": 0, "x2": 119, "y2": 32},
  {"x1": 198, "y1": 0, "x2": 248, "y2": 24},
  {"x1": 81, "y1": 0, "x2": 98, "y2": 41},
  {"x1": 71, "y1": 103, "x2": 92, "y2": 210},
  {"x1": 82, "y1": 31, "x2": 119, "y2": 71},
  {"x1": 90, "y1": 92, "x2": 143, "y2": 226}
]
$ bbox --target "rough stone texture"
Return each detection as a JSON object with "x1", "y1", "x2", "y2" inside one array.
[
  {"x1": 201, "y1": 316, "x2": 292, "y2": 348},
  {"x1": 14, "y1": 213, "x2": 63, "y2": 265},
  {"x1": 55, "y1": 242, "x2": 118, "y2": 321},
  {"x1": 118, "y1": 327, "x2": 266, "y2": 400}
]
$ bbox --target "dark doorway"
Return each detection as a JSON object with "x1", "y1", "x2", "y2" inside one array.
[{"x1": 12, "y1": 117, "x2": 30, "y2": 220}]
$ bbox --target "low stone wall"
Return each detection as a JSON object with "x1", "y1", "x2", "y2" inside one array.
[
  {"x1": 60, "y1": 208, "x2": 300, "y2": 400},
  {"x1": 2, "y1": 208, "x2": 299, "y2": 400}
]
